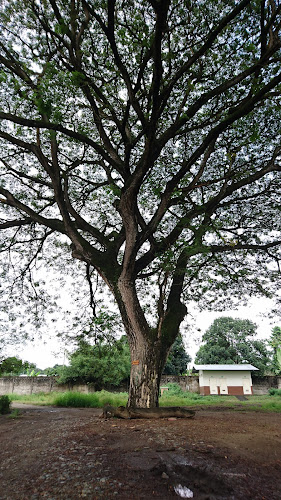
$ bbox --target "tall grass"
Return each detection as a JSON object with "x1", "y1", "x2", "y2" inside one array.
[
  {"x1": 9, "y1": 390, "x2": 128, "y2": 408},
  {"x1": 7, "y1": 384, "x2": 281, "y2": 412},
  {"x1": 9, "y1": 392, "x2": 57, "y2": 405},
  {"x1": 159, "y1": 383, "x2": 231, "y2": 407},
  {"x1": 53, "y1": 391, "x2": 128, "y2": 408},
  {"x1": 259, "y1": 400, "x2": 281, "y2": 412}
]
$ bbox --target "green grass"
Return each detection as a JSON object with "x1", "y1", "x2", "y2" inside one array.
[
  {"x1": 9, "y1": 391, "x2": 128, "y2": 408},
  {"x1": 52, "y1": 391, "x2": 128, "y2": 408},
  {"x1": 7, "y1": 384, "x2": 281, "y2": 412},
  {"x1": 9, "y1": 392, "x2": 58, "y2": 405},
  {"x1": 8, "y1": 409, "x2": 21, "y2": 419}
]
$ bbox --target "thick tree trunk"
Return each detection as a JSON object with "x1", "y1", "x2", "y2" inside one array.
[
  {"x1": 116, "y1": 276, "x2": 168, "y2": 408},
  {"x1": 127, "y1": 337, "x2": 166, "y2": 408},
  {"x1": 116, "y1": 256, "x2": 187, "y2": 409}
]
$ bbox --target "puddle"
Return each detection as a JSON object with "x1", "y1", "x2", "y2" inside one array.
[
  {"x1": 174, "y1": 484, "x2": 194, "y2": 498},
  {"x1": 158, "y1": 452, "x2": 233, "y2": 498}
]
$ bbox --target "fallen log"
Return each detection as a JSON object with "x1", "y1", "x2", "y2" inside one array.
[{"x1": 103, "y1": 405, "x2": 195, "y2": 419}]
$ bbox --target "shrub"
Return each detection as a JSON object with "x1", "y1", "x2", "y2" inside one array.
[
  {"x1": 0, "y1": 395, "x2": 11, "y2": 414},
  {"x1": 268, "y1": 388, "x2": 281, "y2": 396},
  {"x1": 161, "y1": 383, "x2": 201, "y2": 399}
]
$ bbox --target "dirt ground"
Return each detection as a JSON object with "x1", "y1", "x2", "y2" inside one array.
[{"x1": 0, "y1": 403, "x2": 280, "y2": 500}]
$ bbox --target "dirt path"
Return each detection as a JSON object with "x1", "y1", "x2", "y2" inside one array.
[{"x1": 0, "y1": 403, "x2": 280, "y2": 499}]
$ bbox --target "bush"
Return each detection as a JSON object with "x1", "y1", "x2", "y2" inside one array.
[
  {"x1": 268, "y1": 388, "x2": 281, "y2": 396},
  {"x1": 161, "y1": 383, "x2": 201, "y2": 399},
  {"x1": 0, "y1": 395, "x2": 11, "y2": 414}
]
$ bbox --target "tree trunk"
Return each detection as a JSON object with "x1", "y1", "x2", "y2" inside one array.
[
  {"x1": 127, "y1": 336, "x2": 167, "y2": 408},
  {"x1": 116, "y1": 267, "x2": 186, "y2": 409}
]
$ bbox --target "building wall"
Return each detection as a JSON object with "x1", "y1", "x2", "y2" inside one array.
[{"x1": 199, "y1": 370, "x2": 253, "y2": 396}]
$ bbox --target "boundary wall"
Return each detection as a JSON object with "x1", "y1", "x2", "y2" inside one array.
[{"x1": 0, "y1": 374, "x2": 280, "y2": 396}]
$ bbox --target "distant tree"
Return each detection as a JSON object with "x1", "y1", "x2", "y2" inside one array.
[
  {"x1": 0, "y1": 356, "x2": 37, "y2": 375},
  {"x1": 44, "y1": 364, "x2": 65, "y2": 376},
  {"x1": 0, "y1": 356, "x2": 23, "y2": 375},
  {"x1": 58, "y1": 336, "x2": 131, "y2": 389},
  {"x1": 269, "y1": 326, "x2": 281, "y2": 374},
  {"x1": 195, "y1": 317, "x2": 271, "y2": 375},
  {"x1": 163, "y1": 335, "x2": 191, "y2": 375}
]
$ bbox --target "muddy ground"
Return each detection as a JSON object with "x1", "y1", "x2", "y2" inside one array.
[{"x1": 0, "y1": 403, "x2": 280, "y2": 499}]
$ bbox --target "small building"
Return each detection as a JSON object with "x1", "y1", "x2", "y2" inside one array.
[{"x1": 194, "y1": 364, "x2": 258, "y2": 396}]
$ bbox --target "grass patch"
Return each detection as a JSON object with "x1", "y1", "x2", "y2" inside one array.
[
  {"x1": 53, "y1": 390, "x2": 128, "y2": 408},
  {"x1": 8, "y1": 392, "x2": 58, "y2": 405},
  {"x1": 8, "y1": 409, "x2": 21, "y2": 419},
  {"x1": 159, "y1": 383, "x2": 234, "y2": 407},
  {"x1": 6, "y1": 384, "x2": 281, "y2": 412}
]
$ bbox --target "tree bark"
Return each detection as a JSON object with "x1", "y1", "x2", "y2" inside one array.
[
  {"x1": 103, "y1": 405, "x2": 195, "y2": 419},
  {"x1": 114, "y1": 252, "x2": 188, "y2": 409},
  {"x1": 127, "y1": 336, "x2": 167, "y2": 408},
  {"x1": 116, "y1": 277, "x2": 170, "y2": 408}
]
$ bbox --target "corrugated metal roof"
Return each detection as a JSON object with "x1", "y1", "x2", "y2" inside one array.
[{"x1": 194, "y1": 364, "x2": 258, "y2": 371}]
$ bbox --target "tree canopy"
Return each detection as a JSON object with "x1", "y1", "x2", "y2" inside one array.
[
  {"x1": 195, "y1": 316, "x2": 271, "y2": 375},
  {"x1": 0, "y1": 0, "x2": 281, "y2": 407},
  {"x1": 57, "y1": 336, "x2": 131, "y2": 388},
  {"x1": 163, "y1": 335, "x2": 191, "y2": 375},
  {"x1": 269, "y1": 326, "x2": 281, "y2": 374},
  {"x1": 0, "y1": 356, "x2": 37, "y2": 375}
]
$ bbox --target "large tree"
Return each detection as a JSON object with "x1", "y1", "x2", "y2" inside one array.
[
  {"x1": 195, "y1": 316, "x2": 271, "y2": 375},
  {"x1": 0, "y1": 0, "x2": 281, "y2": 407}
]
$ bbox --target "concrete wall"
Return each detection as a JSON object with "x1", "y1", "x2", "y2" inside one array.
[
  {"x1": 0, "y1": 374, "x2": 280, "y2": 396},
  {"x1": 160, "y1": 375, "x2": 200, "y2": 393},
  {"x1": 252, "y1": 376, "x2": 281, "y2": 395},
  {"x1": 0, "y1": 376, "x2": 91, "y2": 395},
  {"x1": 0, "y1": 375, "x2": 199, "y2": 395}
]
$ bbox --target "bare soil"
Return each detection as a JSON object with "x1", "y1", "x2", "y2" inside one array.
[{"x1": 0, "y1": 403, "x2": 280, "y2": 499}]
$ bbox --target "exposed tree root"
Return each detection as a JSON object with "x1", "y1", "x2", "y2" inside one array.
[{"x1": 102, "y1": 405, "x2": 195, "y2": 419}]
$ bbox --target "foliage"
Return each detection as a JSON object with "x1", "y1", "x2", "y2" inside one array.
[
  {"x1": 161, "y1": 383, "x2": 201, "y2": 400},
  {"x1": 195, "y1": 317, "x2": 271, "y2": 375},
  {"x1": 163, "y1": 336, "x2": 191, "y2": 375},
  {"x1": 44, "y1": 364, "x2": 65, "y2": 376},
  {"x1": 0, "y1": 395, "x2": 10, "y2": 414},
  {"x1": 268, "y1": 326, "x2": 281, "y2": 374},
  {"x1": 57, "y1": 336, "x2": 131, "y2": 388},
  {"x1": 268, "y1": 388, "x2": 281, "y2": 396},
  {"x1": 1, "y1": 0, "x2": 281, "y2": 406},
  {"x1": 58, "y1": 333, "x2": 191, "y2": 385},
  {"x1": 0, "y1": 357, "x2": 37, "y2": 376}
]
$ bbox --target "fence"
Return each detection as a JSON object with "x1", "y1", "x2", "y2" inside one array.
[{"x1": 0, "y1": 374, "x2": 280, "y2": 396}]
